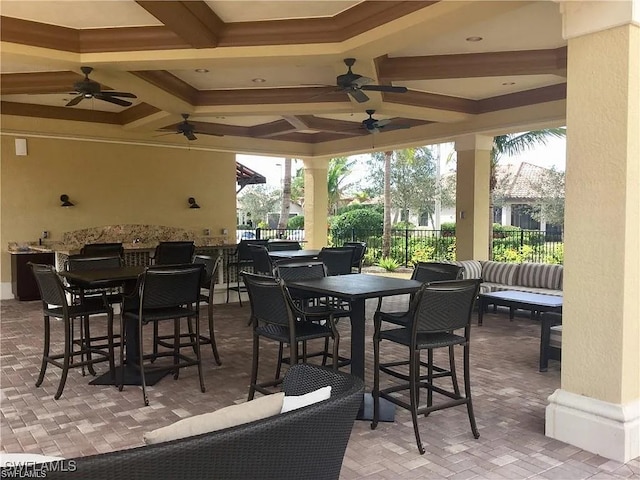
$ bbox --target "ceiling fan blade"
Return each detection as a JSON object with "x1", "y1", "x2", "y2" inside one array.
[
  {"x1": 352, "y1": 76, "x2": 373, "y2": 88},
  {"x1": 348, "y1": 88, "x2": 370, "y2": 103},
  {"x1": 184, "y1": 131, "x2": 198, "y2": 141},
  {"x1": 100, "y1": 91, "x2": 137, "y2": 98},
  {"x1": 375, "y1": 119, "x2": 392, "y2": 127},
  {"x1": 381, "y1": 124, "x2": 411, "y2": 131},
  {"x1": 361, "y1": 85, "x2": 408, "y2": 93},
  {"x1": 94, "y1": 94, "x2": 132, "y2": 107},
  {"x1": 65, "y1": 95, "x2": 84, "y2": 107}
]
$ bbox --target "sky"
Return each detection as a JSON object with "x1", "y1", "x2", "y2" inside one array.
[{"x1": 236, "y1": 136, "x2": 567, "y2": 189}]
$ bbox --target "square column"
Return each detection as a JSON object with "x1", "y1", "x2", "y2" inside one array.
[
  {"x1": 546, "y1": 1, "x2": 640, "y2": 463},
  {"x1": 454, "y1": 135, "x2": 492, "y2": 261},
  {"x1": 302, "y1": 158, "x2": 329, "y2": 249}
]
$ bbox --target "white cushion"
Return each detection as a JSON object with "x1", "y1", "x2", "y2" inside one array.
[
  {"x1": 144, "y1": 392, "x2": 285, "y2": 445},
  {"x1": 0, "y1": 453, "x2": 65, "y2": 467},
  {"x1": 281, "y1": 386, "x2": 331, "y2": 413}
]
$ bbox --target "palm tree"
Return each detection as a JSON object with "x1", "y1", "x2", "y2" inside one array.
[
  {"x1": 382, "y1": 151, "x2": 392, "y2": 258},
  {"x1": 327, "y1": 157, "x2": 356, "y2": 215},
  {"x1": 277, "y1": 158, "x2": 292, "y2": 230},
  {"x1": 490, "y1": 128, "x2": 566, "y2": 191}
]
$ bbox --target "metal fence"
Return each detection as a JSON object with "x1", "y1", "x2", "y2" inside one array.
[{"x1": 236, "y1": 227, "x2": 564, "y2": 266}]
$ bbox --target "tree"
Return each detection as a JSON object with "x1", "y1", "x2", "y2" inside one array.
[
  {"x1": 383, "y1": 151, "x2": 392, "y2": 257},
  {"x1": 237, "y1": 185, "x2": 279, "y2": 226},
  {"x1": 529, "y1": 167, "x2": 565, "y2": 226},
  {"x1": 277, "y1": 158, "x2": 292, "y2": 229},
  {"x1": 327, "y1": 157, "x2": 356, "y2": 215}
]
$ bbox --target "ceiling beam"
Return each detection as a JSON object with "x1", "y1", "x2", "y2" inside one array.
[
  {"x1": 378, "y1": 47, "x2": 568, "y2": 82},
  {"x1": 297, "y1": 115, "x2": 368, "y2": 136},
  {"x1": 0, "y1": 71, "x2": 83, "y2": 95},
  {"x1": 135, "y1": 1, "x2": 222, "y2": 49},
  {"x1": 250, "y1": 120, "x2": 300, "y2": 138},
  {"x1": 197, "y1": 87, "x2": 348, "y2": 106},
  {"x1": 0, "y1": 101, "x2": 120, "y2": 124},
  {"x1": 282, "y1": 115, "x2": 310, "y2": 130}
]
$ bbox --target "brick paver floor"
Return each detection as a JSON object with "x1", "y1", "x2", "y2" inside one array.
[{"x1": 1, "y1": 295, "x2": 638, "y2": 479}]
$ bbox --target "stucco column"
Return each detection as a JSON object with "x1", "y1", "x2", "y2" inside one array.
[
  {"x1": 546, "y1": 2, "x2": 640, "y2": 463},
  {"x1": 302, "y1": 158, "x2": 329, "y2": 249},
  {"x1": 454, "y1": 135, "x2": 492, "y2": 261}
]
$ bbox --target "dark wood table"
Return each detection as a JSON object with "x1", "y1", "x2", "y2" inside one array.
[
  {"x1": 286, "y1": 273, "x2": 422, "y2": 421},
  {"x1": 268, "y1": 249, "x2": 320, "y2": 261},
  {"x1": 477, "y1": 290, "x2": 563, "y2": 326},
  {"x1": 59, "y1": 266, "x2": 167, "y2": 386}
]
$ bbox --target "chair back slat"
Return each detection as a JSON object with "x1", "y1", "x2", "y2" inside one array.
[
  {"x1": 412, "y1": 262, "x2": 463, "y2": 283},
  {"x1": 412, "y1": 279, "x2": 480, "y2": 334},
  {"x1": 274, "y1": 261, "x2": 327, "y2": 282},
  {"x1": 67, "y1": 254, "x2": 122, "y2": 271},
  {"x1": 266, "y1": 241, "x2": 301, "y2": 252},
  {"x1": 139, "y1": 264, "x2": 203, "y2": 309},
  {"x1": 30, "y1": 263, "x2": 67, "y2": 307},
  {"x1": 343, "y1": 241, "x2": 367, "y2": 270},
  {"x1": 153, "y1": 241, "x2": 195, "y2": 265},
  {"x1": 80, "y1": 243, "x2": 124, "y2": 258},
  {"x1": 318, "y1": 247, "x2": 354, "y2": 276},
  {"x1": 243, "y1": 272, "x2": 293, "y2": 327}
]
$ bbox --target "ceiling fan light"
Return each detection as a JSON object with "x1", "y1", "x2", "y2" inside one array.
[{"x1": 84, "y1": 93, "x2": 93, "y2": 98}]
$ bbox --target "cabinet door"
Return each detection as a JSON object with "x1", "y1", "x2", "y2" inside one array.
[{"x1": 11, "y1": 253, "x2": 55, "y2": 301}]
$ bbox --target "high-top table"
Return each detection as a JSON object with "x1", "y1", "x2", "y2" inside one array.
[
  {"x1": 286, "y1": 273, "x2": 422, "y2": 420},
  {"x1": 268, "y1": 249, "x2": 320, "y2": 261}
]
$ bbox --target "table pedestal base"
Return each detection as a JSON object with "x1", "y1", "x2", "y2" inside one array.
[
  {"x1": 89, "y1": 365, "x2": 169, "y2": 386},
  {"x1": 357, "y1": 393, "x2": 395, "y2": 422}
]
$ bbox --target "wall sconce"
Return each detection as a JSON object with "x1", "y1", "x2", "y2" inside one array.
[
  {"x1": 188, "y1": 197, "x2": 200, "y2": 209},
  {"x1": 60, "y1": 194, "x2": 74, "y2": 207}
]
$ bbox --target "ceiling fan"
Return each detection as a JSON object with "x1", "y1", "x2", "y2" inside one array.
[
  {"x1": 162, "y1": 114, "x2": 224, "y2": 141},
  {"x1": 66, "y1": 66, "x2": 137, "y2": 107},
  {"x1": 361, "y1": 110, "x2": 410, "y2": 134},
  {"x1": 336, "y1": 58, "x2": 407, "y2": 103}
]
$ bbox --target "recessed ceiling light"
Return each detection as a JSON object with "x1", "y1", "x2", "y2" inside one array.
[
  {"x1": 252, "y1": 78, "x2": 266, "y2": 83},
  {"x1": 465, "y1": 36, "x2": 483, "y2": 42},
  {"x1": 195, "y1": 68, "x2": 209, "y2": 73},
  {"x1": 502, "y1": 82, "x2": 516, "y2": 86}
]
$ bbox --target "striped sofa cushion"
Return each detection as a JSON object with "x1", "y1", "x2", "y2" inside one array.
[
  {"x1": 517, "y1": 263, "x2": 563, "y2": 290},
  {"x1": 480, "y1": 261, "x2": 520, "y2": 286},
  {"x1": 451, "y1": 260, "x2": 483, "y2": 280},
  {"x1": 549, "y1": 325, "x2": 562, "y2": 349}
]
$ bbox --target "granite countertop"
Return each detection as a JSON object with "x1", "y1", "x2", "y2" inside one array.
[{"x1": 9, "y1": 239, "x2": 233, "y2": 255}]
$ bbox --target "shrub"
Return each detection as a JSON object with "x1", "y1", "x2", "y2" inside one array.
[
  {"x1": 393, "y1": 221, "x2": 415, "y2": 230},
  {"x1": 330, "y1": 208, "x2": 383, "y2": 242},
  {"x1": 377, "y1": 257, "x2": 400, "y2": 271},
  {"x1": 441, "y1": 222, "x2": 456, "y2": 236},
  {"x1": 287, "y1": 215, "x2": 304, "y2": 229}
]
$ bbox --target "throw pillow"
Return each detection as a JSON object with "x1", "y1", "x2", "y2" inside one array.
[
  {"x1": 144, "y1": 392, "x2": 285, "y2": 445},
  {"x1": 280, "y1": 386, "x2": 331, "y2": 413}
]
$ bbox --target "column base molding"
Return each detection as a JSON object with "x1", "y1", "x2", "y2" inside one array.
[{"x1": 546, "y1": 389, "x2": 640, "y2": 463}]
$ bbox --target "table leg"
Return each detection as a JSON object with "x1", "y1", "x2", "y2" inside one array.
[{"x1": 478, "y1": 298, "x2": 485, "y2": 326}]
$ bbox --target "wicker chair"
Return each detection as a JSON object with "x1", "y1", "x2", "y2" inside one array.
[
  {"x1": 30, "y1": 263, "x2": 115, "y2": 399},
  {"x1": 29, "y1": 364, "x2": 363, "y2": 480},
  {"x1": 121, "y1": 264, "x2": 205, "y2": 406},
  {"x1": 266, "y1": 241, "x2": 302, "y2": 251},
  {"x1": 318, "y1": 247, "x2": 354, "y2": 276},
  {"x1": 151, "y1": 241, "x2": 195, "y2": 265},
  {"x1": 242, "y1": 272, "x2": 340, "y2": 400},
  {"x1": 343, "y1": 241, "x2": 367, "y2": 273},
  {"x1": 372, "y1": 279, "x2": 481, "y2": 454},
  {"x1": 225, "y1": 239, "x2": 269, "y2": 305},
  {"x1": 249, "y1": 245, "x2": 274, "y2": 275}
]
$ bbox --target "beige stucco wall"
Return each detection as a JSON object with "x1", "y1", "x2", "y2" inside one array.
[
  {"x1": 302, "y1": 158, "x2": 329, "y2": 250},
  {"x1": 0, "y1": 132, "x2": 237, "y2": 284},
  {"x1": 562, "y1": 23, "x2": 640, "y2": 404}
]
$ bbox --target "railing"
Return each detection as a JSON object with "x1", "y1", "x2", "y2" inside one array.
[{"x1": 236, "y1": 227, "x2": 564, "y2": 266}]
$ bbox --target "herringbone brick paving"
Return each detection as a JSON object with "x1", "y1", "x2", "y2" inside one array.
[{"x1": 1, "y1": 295, "x2": 638, "y2": 479}]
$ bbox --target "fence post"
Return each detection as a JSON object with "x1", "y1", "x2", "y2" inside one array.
[
  {"x1": 351, "y1": 228, "x2": 356, "y2": 241},
  {"x1": 520, "y1": 230, "x2": 524, "y2": 249},
  {"x1": 256, "y1": 227, "x2": 261, "y2": 240},
  {"x1": 405, "y1": 228, "x2": 409, "y2": 267}
]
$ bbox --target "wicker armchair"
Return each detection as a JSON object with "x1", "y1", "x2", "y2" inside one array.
[{"x1": 36, "y1": 364, "x2": 363, "y2": 480}]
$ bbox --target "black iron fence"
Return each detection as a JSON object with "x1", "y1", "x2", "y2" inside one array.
[{"x1": 236, "y1": 227, "x2": 564, "y2": 266}]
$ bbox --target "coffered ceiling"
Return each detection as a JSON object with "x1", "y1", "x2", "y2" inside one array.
[{"x1": 0, "y1": 1, "x2": 567, "y2": 158}]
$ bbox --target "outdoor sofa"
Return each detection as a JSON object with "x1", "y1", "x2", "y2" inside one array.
[{"x1": 3, "y1": 364, "x2": 363, "y2": 480}]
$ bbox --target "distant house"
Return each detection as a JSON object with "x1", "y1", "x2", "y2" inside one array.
[{"x1": 492, "y1": 162, "x2": 563, "y2": 234}]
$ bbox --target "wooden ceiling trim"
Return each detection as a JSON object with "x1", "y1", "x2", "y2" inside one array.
[
  {"x1": 0, "y1": 101, "x2": 120, "y2": 124},
  {"x1": 271, "y1": 132, "x2": 325, "y2": 144},
  {"x1": 197, "y1": 87, "x2": 348, "y2": 106},
  {"x1": 117, "y1": 103, "x2": 161, "y2": 124},
  {"x1": 190, "y1": 121, "x2": 247, "y2": 137},
  {"x1": 131, "y1": 71, "x2": 197, "y2": 105},
  {"x1": 0, "y1": 16, "x2": 79, "y2": 52},
  {"x1": 378, "y1": 47, "x2": 569, "y2": 81},
  {"x1": 250, "y1": 120, "x2": 299, "y2": 138},
  {"x1": 78, "y1": 27, "x2": 190, "y2": 53},
  {"x1": 0, "y1": 71, "x2": 83, "y2": 95},
  {"x1": 135, "y1": 1, "x2": 220, "y2": 48},
  {"x1": 282, "y1": 115, "x2": 310, "y2": 130},
  {"x1": 476, "y1": 83, "x2": 567, "y2": 113},
  {"x1": 297, "y1": 115, "x2": 367, "y2": 136},
  {"x1": 383, "y1": 91, "x2": 477, "y2": 113}
]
